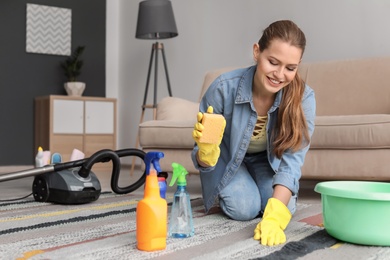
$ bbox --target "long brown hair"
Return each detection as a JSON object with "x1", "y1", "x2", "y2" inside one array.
[{"x1": 258, "y1": 20, "x2": 310, "y2": 158}]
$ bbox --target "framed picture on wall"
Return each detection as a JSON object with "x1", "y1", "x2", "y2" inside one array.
[{"x1": 26, "y1": 4, "x2": 71, "y2": 56}]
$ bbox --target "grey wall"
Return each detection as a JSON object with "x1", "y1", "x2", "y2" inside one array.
[{"x1": 0, "y1": 0, "x2": 106, "y2": 165}]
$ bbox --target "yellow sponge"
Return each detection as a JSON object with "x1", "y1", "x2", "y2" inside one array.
[{"x1": 199, "y1": 113, "x2": 226, "y2": 144}]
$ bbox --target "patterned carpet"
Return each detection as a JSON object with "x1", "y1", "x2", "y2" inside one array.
[
  {"x1": 0, "y1": 190, "x2": 344, "y2": 260},
  {"x1": 2, "y1": 166, "x2": 390, "y2": 259}
]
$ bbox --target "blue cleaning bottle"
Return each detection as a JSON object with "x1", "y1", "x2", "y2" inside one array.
[{"x1": 168, "y1": 162, "x2": 194, "y2": 238}]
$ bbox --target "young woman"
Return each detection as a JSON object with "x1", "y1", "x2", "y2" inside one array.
[{"x1": 191, "y1": 20, "x2": 316, "y2": 246}]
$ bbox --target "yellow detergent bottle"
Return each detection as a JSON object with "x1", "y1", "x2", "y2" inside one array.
[{"x1": 136, "y1": 151, "x2": 167, "y2": 251}]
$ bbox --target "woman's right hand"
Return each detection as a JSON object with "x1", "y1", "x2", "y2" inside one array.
[{"x1": 192, "y1": 106, "x2": 224, "y2": 167}]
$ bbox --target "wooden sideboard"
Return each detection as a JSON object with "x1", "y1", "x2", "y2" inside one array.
[{"x1": 34, "y1": 95, "x2": 117, "y2": 171}]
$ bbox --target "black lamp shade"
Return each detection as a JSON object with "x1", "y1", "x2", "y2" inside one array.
[{"x1": 136, "y1": 0, "x2": 178, "y2": 39}]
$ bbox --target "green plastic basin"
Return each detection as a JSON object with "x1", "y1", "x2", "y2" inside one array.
[{"x1": 314, "y1": 181, "x2": 390, "y2": 246}]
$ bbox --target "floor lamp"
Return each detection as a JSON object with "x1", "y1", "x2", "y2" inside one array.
[{"x1": 132, "y1": 0, "x2": 178, "y2": 174}]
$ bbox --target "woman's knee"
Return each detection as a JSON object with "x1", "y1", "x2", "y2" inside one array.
[
  {"x1": 219, "y1": 175, "x2": 261, "y2": 220},
  {"x1": 219, "y1": 197, "x2": 260, "y2": 221},
  {"x1": 218, "y1": 164, "x2": 262, "y2": 221}
]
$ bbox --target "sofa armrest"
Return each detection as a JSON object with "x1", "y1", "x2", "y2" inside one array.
[
  {"x1": 139, "y1": 120, "x2": 195, "y2": 148},
  {"x1": 139, "y1": 97, "x2": 199, "y2": 149},
  {"x1": 157, "y1": 97, "x2": 199, "y2": 121}
]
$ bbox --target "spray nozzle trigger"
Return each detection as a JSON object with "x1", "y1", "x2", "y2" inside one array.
[
  {"x1": 144, "y1": 151, "x2": 164, "y2": 174},
  {"x1": 170, "y1": 162, "x2": 188, "y2": 186}
]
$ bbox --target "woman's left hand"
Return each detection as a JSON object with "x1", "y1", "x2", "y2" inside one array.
[{"x1": 254, "y1": 198, "x2": 292, "y2": 246}]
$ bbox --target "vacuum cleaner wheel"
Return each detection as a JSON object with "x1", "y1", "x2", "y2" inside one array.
[{"x1": 32, "y1": 176, "x2": 50, "y2": 202}]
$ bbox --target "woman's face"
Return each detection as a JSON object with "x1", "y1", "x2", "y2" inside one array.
[{"x1": 253, "y1": 39, "x2": 302, "y2": 95}]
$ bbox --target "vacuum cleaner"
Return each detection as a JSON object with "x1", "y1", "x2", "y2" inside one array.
[{"x1": 0, "y1": 148, "x2": 147, "y2": 204}]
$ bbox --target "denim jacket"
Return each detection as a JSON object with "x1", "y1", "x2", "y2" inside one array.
[{"x1": 191, "y1": 66, "x2": 316, "y2": 212}]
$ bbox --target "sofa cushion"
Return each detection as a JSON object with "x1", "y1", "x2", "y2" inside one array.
[
  {"x1": 311, "y1": 114, "x2": 390, "y2": 149},
  {"x1": 156, "y1": 97, "x2": 199, "y2": 121},
  {"x1": 298, "y1": 57, "x2": 390, "y2": 116}
]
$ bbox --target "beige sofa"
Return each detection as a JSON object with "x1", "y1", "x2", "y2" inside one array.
[{"x1": 139, "y1": 57, "x2": 390, "y2": 180}]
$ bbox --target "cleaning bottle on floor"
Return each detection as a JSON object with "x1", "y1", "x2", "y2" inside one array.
[
  {"x1": 35, "y1": 146, "x2": 44, "y2": 167},
  {"x1": 158, "y1": 176, "x2": 167, "y2": 199},
  {"x1": 136, "y1": 151, "x2": 167, "y2": 251},
  {"x1": 168, "y1": 162, "x2": 194, "y2": 238},
  {"x1": 157, "y1": 171, "x2": 168, "y2": 199}
]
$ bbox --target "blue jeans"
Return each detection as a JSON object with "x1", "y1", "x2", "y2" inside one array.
[{"x1": 218, "y1": 151, "x2": 297, "y2": 221}]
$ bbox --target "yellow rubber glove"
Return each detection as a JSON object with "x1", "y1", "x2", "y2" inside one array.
[
  {"x1": 192, "y1": 106, "x2": 225, "y2": 167},
  {"x1": 254, "y1": 198, "x2": 292, "y2": 246}
]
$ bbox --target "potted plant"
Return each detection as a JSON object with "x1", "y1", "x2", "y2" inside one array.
[{"x1": 61, "y1": 45, "x2": 86, "y2": 96}]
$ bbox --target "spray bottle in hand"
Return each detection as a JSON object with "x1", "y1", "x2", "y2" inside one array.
[
  {"x1": 168, "y1": 162, "x2": 194, "y2": 238},
  {"x1": 136, "y1": 151, "x2": 167, "y2": 251}
]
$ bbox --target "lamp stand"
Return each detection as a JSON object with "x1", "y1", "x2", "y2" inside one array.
[
  {"x1": 132, "y1": 42, "x2": 173, "y2": 175},
  {"x1": 140, "y1": 42, "x2": 173, "y2": 123}
]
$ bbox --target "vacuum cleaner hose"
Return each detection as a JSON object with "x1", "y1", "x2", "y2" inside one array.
[
  {"x1": 75, "y1": 148, "x2": 146, "y2": 194},
  {"x1": 110, "y1": 149, "x2": 146, "y2": 194},
  {"x1": 78, "y1": 149, "x2": 120, "y2": 178}
]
